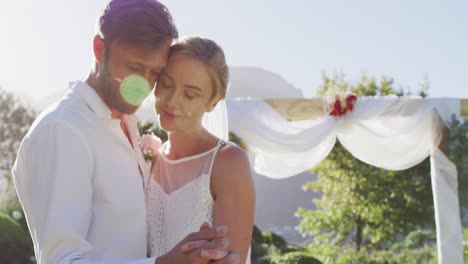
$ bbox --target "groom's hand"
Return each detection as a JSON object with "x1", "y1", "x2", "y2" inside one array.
[
  {"x1": 180, "y1": 221, "x2": 211, "y2": 251},
  {"x1": 180, "y1": 222, "x2": 225, "y2": 254},
  {"x1": 155, "y1": 224, "x2": 231, "y2": 264},
  {"x1": 185, "y1": 223, "x2": 240, "y2": 264}
]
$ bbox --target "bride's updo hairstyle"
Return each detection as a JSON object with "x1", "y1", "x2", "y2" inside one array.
[{"x1": 168, "y1": 37, "x2": 229, "y2": 100}]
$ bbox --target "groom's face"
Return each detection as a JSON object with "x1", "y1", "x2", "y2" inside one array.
[{"x1": 96, "y1": 37, "x2": 171, "y2": 114}]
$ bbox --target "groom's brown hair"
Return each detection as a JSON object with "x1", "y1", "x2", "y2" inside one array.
[{"x1": 96, "y1": 0, "x2": 178, "y2": 50}]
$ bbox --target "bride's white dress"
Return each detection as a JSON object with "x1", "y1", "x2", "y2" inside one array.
[{"x1": 146, "y1": 139, "x2": 251, "y2": 263}]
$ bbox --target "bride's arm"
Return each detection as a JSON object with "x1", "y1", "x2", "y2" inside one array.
[{"x1": 210, "y1": 145, "x2": 256, "y2": 264}]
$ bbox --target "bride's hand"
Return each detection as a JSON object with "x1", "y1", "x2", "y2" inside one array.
[{"x1": 155, "y1": 223, "x2": 232, "y2": 264}]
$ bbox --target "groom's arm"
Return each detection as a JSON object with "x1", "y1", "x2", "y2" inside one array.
[{"x1": 12, "y1": 121, "x2": 156, "y2": 264}]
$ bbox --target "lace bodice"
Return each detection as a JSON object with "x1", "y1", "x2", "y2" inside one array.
[{"x1": 146, "y1": 140, "x2": 221, "y2": 256}]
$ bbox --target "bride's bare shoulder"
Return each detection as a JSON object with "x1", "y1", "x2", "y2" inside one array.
[
  {"x1": 210, "y1": 143, "x2": 253, "y2": 196},
  {"x1": 216, "y1": 143, "x2": 249, "y2": 169}
]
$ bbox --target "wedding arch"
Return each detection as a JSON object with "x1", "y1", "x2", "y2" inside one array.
[{"x1": 203, "y1": 96, "x2": 468, "y2": 264}]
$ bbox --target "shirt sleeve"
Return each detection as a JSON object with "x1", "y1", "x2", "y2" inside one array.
[{"x1": 12, "y1": 121, "x2": 156, "y2": 264}]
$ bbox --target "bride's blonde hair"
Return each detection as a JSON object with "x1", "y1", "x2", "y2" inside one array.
[{"x1": 169, "y1": 37, "x2": 229, "y2": 100}]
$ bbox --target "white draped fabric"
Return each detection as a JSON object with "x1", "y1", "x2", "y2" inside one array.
[
  {"x1": 202, "y1": 99, "x2": 229, "y2": 141},
  {"x1": 222, "y1": 96, "x2": 462, "y2": 264},
  {"x1": 431, "y1": 148, "x2": 463, "y2": 263}
]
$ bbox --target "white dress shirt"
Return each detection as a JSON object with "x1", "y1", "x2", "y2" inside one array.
[{"x1": 12, "y1": 81, "x2": 156, "y2": 264}]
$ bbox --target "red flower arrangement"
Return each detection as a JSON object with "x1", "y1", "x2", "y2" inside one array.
[{"x1": 326, "y1": 92, "x2": 358, "y2": 117}]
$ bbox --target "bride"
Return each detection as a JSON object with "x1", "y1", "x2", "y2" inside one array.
[{"x1": 145, "y1": 36, "x2": 255, "y2": 264}]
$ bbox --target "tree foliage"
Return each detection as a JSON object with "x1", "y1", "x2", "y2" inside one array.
[
  {"x1": 445, "y1": 115, "x2": 468, "y2": 208},
  {"x1": 0, "y1": 89, "x2": 36, "y2": 171},
  {"x1": 0, "y1": 88, "x2": 36, "y2": 219}
]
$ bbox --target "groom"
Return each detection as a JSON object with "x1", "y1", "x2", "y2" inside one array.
[{"x1": 12, "y1": 0, "x2": 238, "y2": 263}]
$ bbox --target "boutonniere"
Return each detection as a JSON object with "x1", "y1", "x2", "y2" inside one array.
[
  {"x1": 325, "y1": 92, "x2": 358, "y2": 117},
  {"x1": 141, "y1": 133, "x2": 162, "y2": 162}
]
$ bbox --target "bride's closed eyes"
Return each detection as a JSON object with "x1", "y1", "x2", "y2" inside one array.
[{"x1": 157, "y1": 74, "x2": 200, "y2": 101}]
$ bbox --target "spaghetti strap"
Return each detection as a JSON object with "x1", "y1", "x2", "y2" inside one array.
[{"x1": 207, "y1": 139, "x2": 228, "y2": 180}]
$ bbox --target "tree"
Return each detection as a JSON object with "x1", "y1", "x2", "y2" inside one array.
[
  {"x1": 0, "y1": 88, "x2": 36, "y2": 171},
  {"x1": 445, "y1": 115, "x2": 468, "y2": 209},
  {"x1": 0, "y1": 88, "x2": 36, "y2": 261},
  {"x1": 296, "y1": 73, "x2": 436, "y2": 254},
  {"x1": 0, "y1": 88, "x2": 36, "y2": 210}
]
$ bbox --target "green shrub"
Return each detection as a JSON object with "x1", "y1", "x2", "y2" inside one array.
[
  {"x1": 262, "y1": 232, "x2": 287, "y2": 249},
  {"x1": 306, "y1": 242, "x2": 437, "y2": 264},
  {"x1": 404, "y1": 229, "x2": 436, "y2": 248},
  {"x1": 385, "y1": 246, "x2": 436, "y2": 264},
  {"x1": 251, "y1": 240, "x2": 268, "y2": 261},
  {"x1": 0, "y1": 212, "x2": 27, "y2": 243},
  {"x1": 282, "y1": 244, "x2": 306, "y2": 254},
  {"x1": 250, "y1": 226, "x2": 322, "y2": 264},
  {"x1": 252, "y1": 225, "x2": 265, "y2": 244},
  {"x1": 0, "y1": 212, "x2": 34, "y2": 263},
  {"x1": 271, "y1": 251, "x2": 322, "y2": 264}
]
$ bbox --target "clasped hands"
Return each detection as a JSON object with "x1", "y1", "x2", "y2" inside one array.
[{"x1": 155, "y1": 222, "x2": 240, "y2": 264}]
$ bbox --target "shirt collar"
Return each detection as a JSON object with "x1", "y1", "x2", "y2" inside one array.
[{"x1": 70, "y1": 80, "x2": 113, "y2": 119}]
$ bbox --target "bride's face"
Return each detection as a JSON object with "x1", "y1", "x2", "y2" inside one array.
[{"x1": 155, "y1": 54, "x2": 218, "y2": 132}]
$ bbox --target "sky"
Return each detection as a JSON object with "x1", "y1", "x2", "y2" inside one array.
[{"x1": 0, "y1": 0, "x2": 467, "y2": 106}]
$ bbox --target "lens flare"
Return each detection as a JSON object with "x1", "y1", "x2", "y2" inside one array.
[{"x1": 120, "y1": 75, "x2": 151, "y2": 106}]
